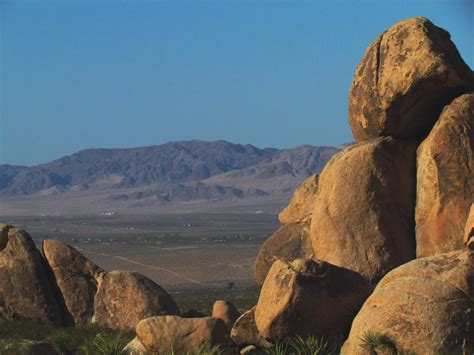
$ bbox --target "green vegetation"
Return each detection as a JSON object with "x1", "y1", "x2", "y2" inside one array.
[
  {"x1": 171, "y1": 286, "x2": 260, "y2": 314},
  {"x1": 359, "y1": 331, "x2": 416, "y2": 355},
  {"x1": 0, "y1": 318, "x2": 132, "y2": 355}
]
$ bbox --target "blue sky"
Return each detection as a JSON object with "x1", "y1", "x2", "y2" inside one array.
[{"x1": 1, "y1": 0, "x2": 473, "y2": 166}]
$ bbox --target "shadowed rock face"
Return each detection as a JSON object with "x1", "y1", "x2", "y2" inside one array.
[
  {"x1": 310, "y1": 137, "x2": 417, "y2": 284},
  {"x1": 43, "y1": 240, "x2": 104, "y2": 326},
  {"x1": 342, "y1": 250, "x2": 474, "y2": 355},
  {"x1": 136, "y1": 316, "x2": 228, "y2": 354},
  {"x1": 230, "y1": 307, "x2": 272, "y2": 348},
  {"x1": 349, "y1": 17, "x2": 473, "y2": 142},
  {"x1": 0, "y1": 225, "x2": 62, "y2": 322},
  {"x1": 254, "y1": 223, "x2": 314, "y2": 285},
  {"x1": 254, "y1": 259, "x2": 371, "y2": 341},
  {"x1": 93, "y1": 270, "x2": 180, "y2": 330},
  {"x1": 416, "y1": 93, "x2": 474, "y2": 257}
]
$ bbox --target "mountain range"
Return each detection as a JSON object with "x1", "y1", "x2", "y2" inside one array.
[{"x1": 0, "y1": 140, "x2": 341, "y2": 215}]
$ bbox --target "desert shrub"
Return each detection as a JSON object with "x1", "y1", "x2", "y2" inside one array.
[
  {"x1": 359, "y1": 331, "x2": 397, "y2": 354},
  {"x1": 287, "y1": 335, "x2": 339, "y2": 355}
]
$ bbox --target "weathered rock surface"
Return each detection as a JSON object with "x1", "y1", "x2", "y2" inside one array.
[
  {"x1": 465, "y1": 204, "x2": 474, "y2": 248},
  {"x1": 43, "y1": 240, "x2": 104, "y2": 325},
  {"x1": 349, "y1": 17, "x2": 473, "y2": 142},
  {"x1": 279, "y1": 175, "x2": 319, "y2": 225},
  {"x1": 93, "y1": 270, "x2": 180, "y2": 330},
  {"x1": 254, "y1": 223, "x2": 314, "y2": 285},
  {"x1": 416, "y1": 94, "x2": 474, "y2": 256},
  {"x1": 255, "y1": 259, "x2": 370, "y2": 341},
  {"x1": 122, "y1": 337, "x2": 148, "y2": 355},
  {"x1": 136, "y1": 316, "x2": 228, "y2": 353},
  {"x1": 212, "y1": 300, "x2": 240, "y2": 325},
  {"x1": 0, "y1": 225, "x2": 62, "y2": 322},
  {"x1": 342, "y1": 249, "x2": 474, "y2": 355},
  {"x1": 310, "y1": 137, "x2": 417, "y2": 284},
  {"x1": 230, "y1": 307, "x2": 272, "y2": 348}
]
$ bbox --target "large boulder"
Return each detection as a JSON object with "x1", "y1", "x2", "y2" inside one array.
[
  {"x1": 0, "y1": 225, "x2": 62, "y2": 322},
  {"x1": 349, "y1": 17, "x2": 473, "y2": 142},
  {"x1": 43, "y1": 240, "x2": 104, "y2": 325},
  {"x1": 93, "y1": 270, "x2": 180, "y2": 330},
  {"x1": 230, "y1": 307, "x2": 272, "y2": 348},
  {"x1": 212, "y1": 300, "x2": 240, "y2": 325},
  {"x1": 416, "y1": 93, "x2": 474, "y2": 257},
  {"x1": 310, "y1": 137, "x2": 417, "y2": 284},
  {"x1": 254, "y1": 259, "x2": 370, "y2": 341},
  {"x1": 135, "y1": 315, "x2": 228, "y2": 353},
  {"x1": 342, "y1": 249, "x2": 474, "y2": 355},
  {"x1": 254, "y1": 223, "x2": 314, "y2": 285},
  {"x1": 278, "y1": 175, "x2": 319, "y2": 225}
]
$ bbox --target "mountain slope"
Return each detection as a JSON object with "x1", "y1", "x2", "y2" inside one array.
[{"x1": 0, "y1": 140, "x2": 340, "y2": 212}]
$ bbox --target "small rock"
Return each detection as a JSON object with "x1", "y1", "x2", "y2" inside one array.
[
  {"x1": 122, "y1": 337, "x2": 148, "y2": 355},
  {"x1": 136, "y1": 315, "x2": 228, "y2": 354},
  {"x1": 240, "y1": 345, "x2": 258, "y2": 354},
  {"x1": 212, "y1": 300, "x2": 240, "y2": 325}
]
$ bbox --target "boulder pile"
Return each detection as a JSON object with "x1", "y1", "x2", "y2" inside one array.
[
  {"x1": 0, "y1": 225, "x2": 180, "y2": 330},
  {"x1": 251, "y1": 15, "x2": 473, "y2": 351}
]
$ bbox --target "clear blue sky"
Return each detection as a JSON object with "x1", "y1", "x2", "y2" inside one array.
[{"x1": 1, "y1": 0, "x2": 473, "y2": 166}]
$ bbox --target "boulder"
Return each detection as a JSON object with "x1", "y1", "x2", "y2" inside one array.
[
  {"x1": 254, "y1": 259, "x2": 370, "y2": 341},
  {"x1": 310, "y1": 137, "x2": 417, "y2": 284},
  {"x1": 349, "y1": 17, "x2": 473, "y2": 142},
  {"x1": 135, "y1": 315, "x2": 228, "y2": 353},
  {"x1": 43, "y1": 240, "x2": 104, "y2": 325},
  {"x1": 342, "y1": 249, "x2": 474, "y2": 355},
  {"x1": 93, "y1": 270, "x2": 180, "y2": 330},
  {"x1": 0, "y1": 225, "x2": 62, "y2": 322},
  {"x1": 211, "y1": 300, "x2": 240, "y2": 325},
  {"x1": 254, "y1": 223, "x2": 313, "y2": 285},
  {"x1": 465, "y1": 204, "x2": 474, "y2": 248},
  {"x1": 416, "y1": 93, "x2": 474, "y2": 256},
  {"x1": 278, "y1": 175, "x2": 319, "y2": 225},
  {"x1": 230, "y1": 307, "x2": 272, "y2": 348}
]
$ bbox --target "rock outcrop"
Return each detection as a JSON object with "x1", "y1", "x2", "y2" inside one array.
[
  {"x1": 342, "y1": 249, "x2": 474, "y2": 355},
  {"x1": 254, "y1": 259, "x2": 370, "y2": 341},
  {"x1": 230, "y1": 307, "x2": 272, "y2": 348},
  {"x1": 0, "y1": 225, "x2": 62, "y2": 322},
  {"x1": 93, "y1": 270, "x2": 180, "y2": 330},
  {"x1": 349, "y1": 17, "x2": 473, "y2": 142},
  {"x1": 211, "y1": 300, "x2": 240, "y2": 325},
  {"x1": 135, "y1": 316, "x2": 228, "y2": 354},
  {"x1": 43, "y1": 240, "x2": 104, "y2": 325},
  {"x1": 278, "y1": 175, "x2": 319, "y2": 225},
  {"x1": 254, "y1": 223, "x2": 313, "y2": 285},
  {"x1": 416, "y1": 93, "x2": 474, "y2": 257},
  {"x1": 255, "y1": 175, "x2": 318, "y2": 285},
  {"x1": 310, "y1": 137, "x2": 417, "y2": 284}
]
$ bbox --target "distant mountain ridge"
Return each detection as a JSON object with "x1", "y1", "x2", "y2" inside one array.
[{"x1": 0, "y1": 140, "x2": 340, "y2": 211}]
